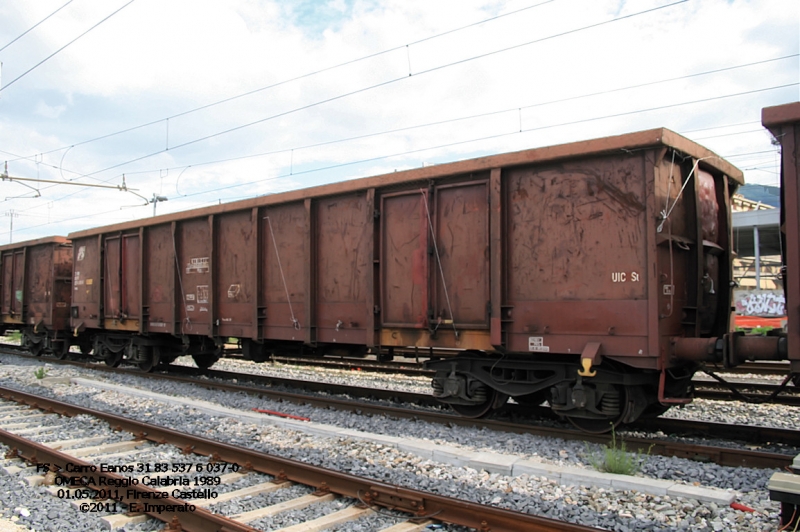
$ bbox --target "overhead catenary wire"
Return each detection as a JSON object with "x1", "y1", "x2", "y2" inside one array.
[
  {"x1": 28, "y1": 0, "x2": 688, "y2": 181},
  {"x1": 25, "y1": 52, "x2": 797, "y2": 196},
  {"x1": 0, "y1": 0, "x2": 138, "y2": 93},
  {"x1": 162, "y1": 82, "x2": 796, "y2": 204},
  {"x1": 7, "y1": 0, "x2": 740, "y2": 213},
  {"x1": 5, "y1": 81, "x2": 790, "y2": 241},
  {"x1": 27, "y1": 57, "x2": 789, "y2": 219},
  {"x1": 0, "y1": 0, "x2": 76, "y2": 53},
  {"x1": 110, "y1": 81, "x2": 800, "y2": 202},
  {"x1": 7, "y1": 13, "x2": 791, "y2": 215},
  {"x1": 9, "y1": 0, "x2": 559, "y2": 161}
]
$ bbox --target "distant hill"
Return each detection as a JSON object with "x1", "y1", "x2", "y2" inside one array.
[{"x1": 738, "y1": 184, "x2": 780, "y2": 208}]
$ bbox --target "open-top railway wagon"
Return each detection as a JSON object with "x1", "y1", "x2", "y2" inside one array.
[
  {"x1": 3, "y1": 103, "x2": 798, "y2": 431},
  {"x1": 0, "y1": 236, "x2": 74, "y2": 357}
]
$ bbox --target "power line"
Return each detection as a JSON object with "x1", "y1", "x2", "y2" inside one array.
[
  {"x1": 96, "y1": 56, "x2": 800, "y2": 183},
  {"x1": 0, "y1": 0, "x2": 137, "y2": 93},
  {"x1": 73, "y1": 0, "x2": 690, "y2": 179},
  {"x1": 7, "y1": 56, "x2": 795, "y2": 216},
  {"x1": 132, "y1": 82, "x2": 800, "y2": 206},
  {"x1": 11, "y1": 0, "x2": 559, "y2": 161},
  {"x1": 4, "y1": 87, "x2": 789, "y2": 241},
  {"x1": 7, "y1": 0, "x2": 684, "y2": 178},
  {"x1": 0, "y1": 0, "x2": 76, "y2": 53}
]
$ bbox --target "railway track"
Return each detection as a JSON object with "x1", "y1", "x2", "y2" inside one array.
[
  {"x1": 245, "y1": 353, "x2": 797, "y2": 379},
  {"x1": 4, "y1": 340, "x2": 798, "y2": 408},
  {"x1": 261, "y1": 354, "x2": 800, "y2": 406},
  {"x1": 3, "y1": 350, "x2": 797, "y2": 471},
  {"x1": 0, "y1": 386, "x2": 601, "y2": 532}
]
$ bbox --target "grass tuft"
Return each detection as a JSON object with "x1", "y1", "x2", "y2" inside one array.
[{"x1": 586, "y1": 425, "x2": 651, "y2": 476}]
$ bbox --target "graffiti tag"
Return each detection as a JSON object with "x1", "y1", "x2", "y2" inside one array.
[{"x1": 734, "y1": 290, "x2": 785, "y2": 317}]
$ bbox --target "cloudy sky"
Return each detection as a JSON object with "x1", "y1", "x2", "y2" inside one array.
[{"x1": 0, "y1": 0, "x2": 797, "y2": 243}]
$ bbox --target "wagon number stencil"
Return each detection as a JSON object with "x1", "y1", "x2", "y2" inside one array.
[
  {"x1": 528, "y1": 337, "x2": 550, "y2": 352},
  {"x1": 186, "y1": 257, "x2": 209, "y2": 274},
  {"x1": 196, "y1": 285, "x2": 209, "y2": 304}
]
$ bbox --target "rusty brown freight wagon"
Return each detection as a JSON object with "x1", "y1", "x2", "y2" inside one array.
[
  {"x1": 763, "y1": 101, "x2": 800, "y2": 379},
  {"x1": 67, "y1": 126, "x2": 792, "y2": 430},
  {"x1": 0, "y1": 236, "x2": 73, "y2": 357}
]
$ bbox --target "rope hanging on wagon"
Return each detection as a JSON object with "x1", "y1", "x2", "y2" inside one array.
[
  {"x1": 420, "y1": 189, "x2": 459, "y2": 340},
  {"x1": 657, "y1": 155, "x2": 719, "y2": 233},
  {"x1": 265, "y1": 216, "x2": 300, "y2": 330},
  {"x1": 171, "y1": 231, "x2": 192, "y2": 334}
]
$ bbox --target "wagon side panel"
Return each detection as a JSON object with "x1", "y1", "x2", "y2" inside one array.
[
  {"x1": 380, "y1": 190, "x2": 428, "y2": 328},
  {"x1": 25, "y1": 244, "x2": 54, "y2": 328},
  {"x1": 314, "y1": 192, "x2": 372, "y2": 346},
  {"x1": 260, "y1": 202, "x2": 307, "y2": 343},
  {"x1": 122, "y1": 233, "x2": 141, "y2": 324},
  {"x1": 103, "y1": 236, "x2": 122, "y2": 320},
  {"x1": 71, "y1": 236, "x2": 102, "y2": 330},
  {"x1": 143, "y1": 224, "x2": 176, "y2": 335},
  {"x1": 504, "y1": 153, "x2": 650, "y2": 361},
  {"x1": 52, "y1": 244, "x2": 73, "y2": 332},
  {"x1": 763, "y1": 102, "x2": 800, "y2": 373},
  {"x1": 1, "y1": 251, "x2": 14, "y2": 320},
  {"x1": 433, "y1": 180, "x2": 490, "y2": 328},
  {"x1": 176, "y1": 218, "x2": 212, "y2": 337},
  {"x1": 215, "y1": 210, "x2": 256, "y2": 339}
]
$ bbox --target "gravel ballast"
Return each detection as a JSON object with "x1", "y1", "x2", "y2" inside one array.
[{"x1": 0, "y1": 352, "x2": 791, "y2": 531}]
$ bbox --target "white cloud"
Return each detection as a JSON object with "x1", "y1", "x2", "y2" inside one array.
[
  {"x1": 34, "y1": 100, "x2": 67, "y2": 119},
  {"x1": 0, "y1": 0, "x2": 796, "y2": 241}
]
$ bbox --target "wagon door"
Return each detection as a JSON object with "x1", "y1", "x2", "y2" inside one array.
[
  {"x1": 122, "y1": 233, "x2": 141, "y2": 325},
  {"x1": 314, "y1": 192, "x2": 372, "y2": 346},
  {"x1": 26, "y1": 244, "x2": 53, "y2": 326},
  {"x1": 432, "y1": 182, "x2": 490, "y2": 327},
  {"x1": 379, "y1": 180, "x2": 490, "y2": 347},
  {"x1": 11, "y1": 251, "x2": 25, "y2": 319},
  {"x1": 380, "y1": 191, "x2": 429, "y2": 328},
  {"x1": 2, "y1": 250, "x2": 25, "y2": 322},
  {"x1": 102, "y1": 232, "x2": 146, "y2": 330},
  {"x1": 52, "y1": 245, "x2": 72, "y2": 331},
  {"x1": 72, "y1": 237, "x2": 101, "y2": 329},
  {"x1": 2, "y1": 251, "x2": 16, "y2": 319},
  {"x1": 104, "y1": 236, "x2": 122, "y2": 320},
  {"x1": 143, "y1": 224, "x2": 176, "y2": 334},
  {"x1": 261, "y1": 202, "x2": 307, "y2": 342}
]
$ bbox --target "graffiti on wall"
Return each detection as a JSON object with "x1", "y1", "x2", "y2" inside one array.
[{"x1": 734, "y1": 290, "x2": 786, "y2": 317}]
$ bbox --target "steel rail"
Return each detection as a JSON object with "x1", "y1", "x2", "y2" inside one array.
[
  {"x1": 237, "y1": 354, "x2": 796, "y2": 378},
  {"x1": 0, "y1": 385, "x2": 603, "y2": 532},
  {"x1": 2, "y1": 350, "x2": 797, "y2": 468}
]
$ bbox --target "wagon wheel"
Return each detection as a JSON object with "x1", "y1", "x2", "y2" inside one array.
[
  {"x1": 192, "y1": 353, "x2": 219, "y2": 370},
  {"x1": 104, "y1": 348, "x2": 123, "y2": 368},
  {"x1": 566, "y1": 385, "x2": 631, "y2": 434},
  {"x1": 451, "y1": 388, "x2": 508, "y2": 419},
  {"x1": 137, "y1": 346, "x2": 161, "y2": 373}
]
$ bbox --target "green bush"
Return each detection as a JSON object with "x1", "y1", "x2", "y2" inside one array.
[{"x1": 34, "y1": 367, "x2": 48, "y2": 379}]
